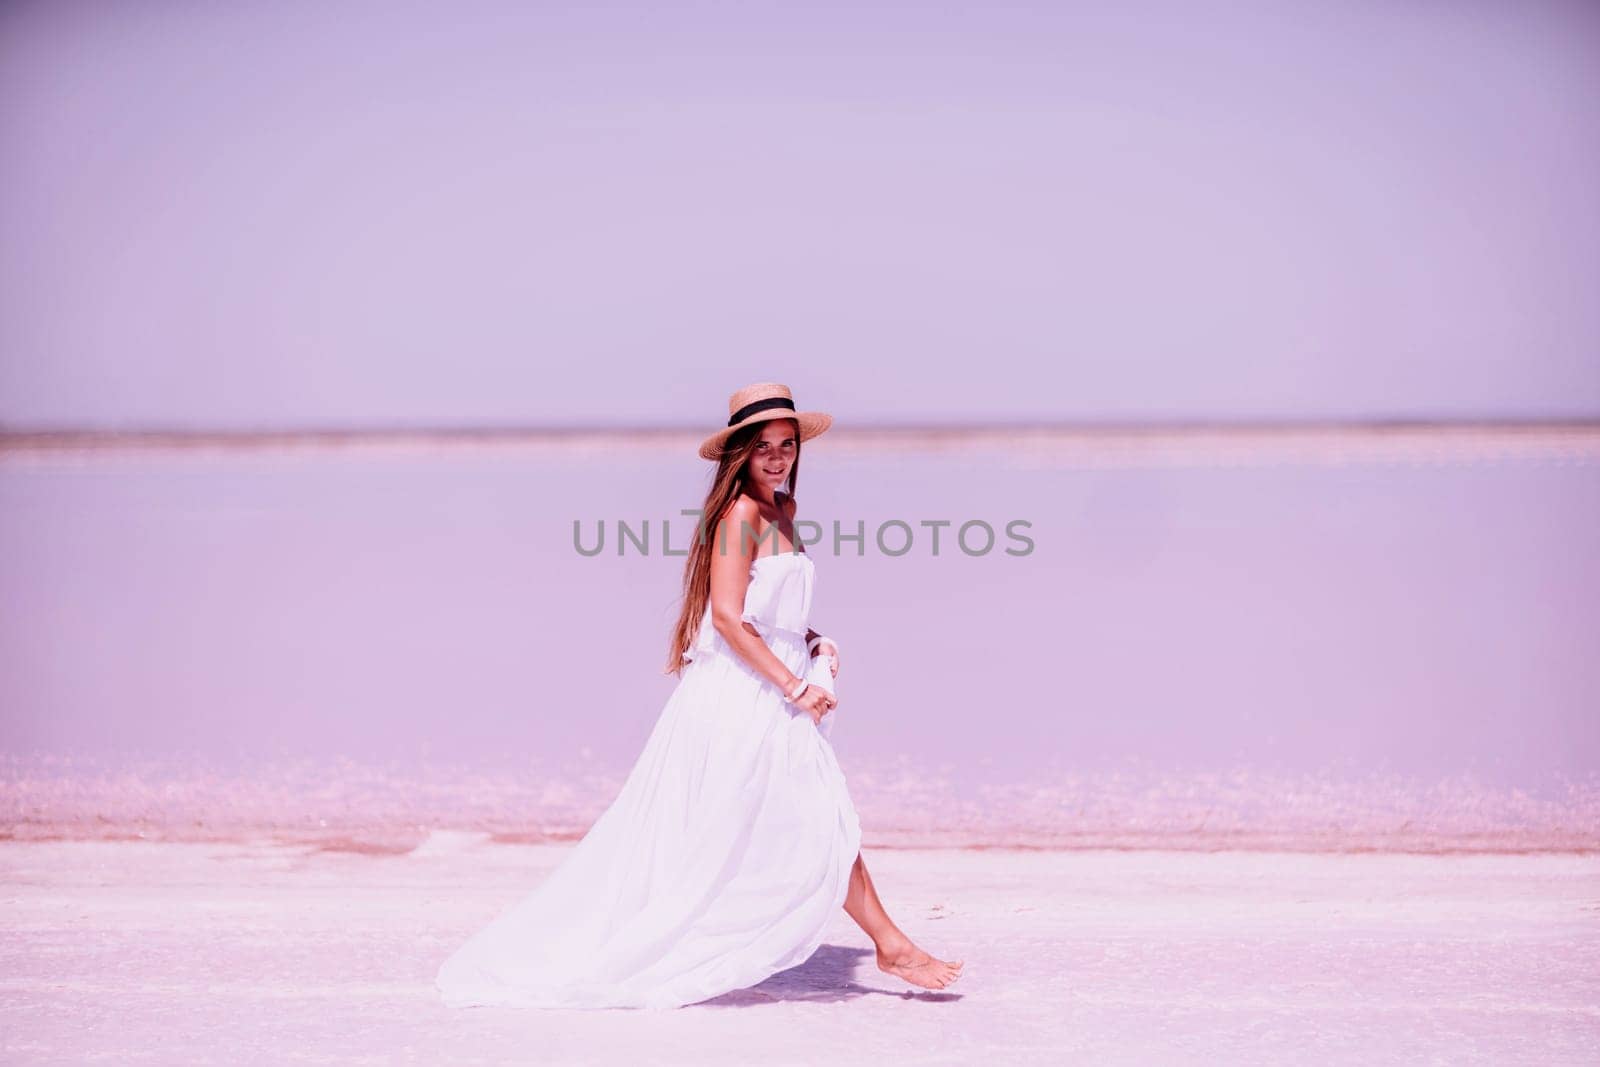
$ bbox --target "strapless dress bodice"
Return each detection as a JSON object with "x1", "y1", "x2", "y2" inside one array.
[{"x1": 682, "y1": 552, "x2": 814, "y2": 664}]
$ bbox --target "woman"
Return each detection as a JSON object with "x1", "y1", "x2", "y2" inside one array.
[{"x1": 435, "y1": 382, "x2": 963, "y2": 1010}]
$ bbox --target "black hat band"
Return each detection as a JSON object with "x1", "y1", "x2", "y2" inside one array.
[{"x1": 728, "y1": 396, "x2": 796, "y2": 426}]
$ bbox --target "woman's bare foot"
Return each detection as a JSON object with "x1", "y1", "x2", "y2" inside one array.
[{"x1": 875, "y1": 940, "x2": 964, "y2": 991}]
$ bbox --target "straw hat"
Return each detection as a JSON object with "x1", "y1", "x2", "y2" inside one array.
[{"x1": 698, "y1": 382, "x2": 833, "y2": 460}]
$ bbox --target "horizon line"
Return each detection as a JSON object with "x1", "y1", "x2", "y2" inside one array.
[
  {"x1": 4, "y1": 417, "x2": 1598, "y2": 466},
  {"x1": 2, "y1": 414, "x2": 1598, "y2": 437}
]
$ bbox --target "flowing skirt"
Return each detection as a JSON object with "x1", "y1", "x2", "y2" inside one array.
[{"x1": 434, "y1": 627, "x2": 863, "y2": 1010}]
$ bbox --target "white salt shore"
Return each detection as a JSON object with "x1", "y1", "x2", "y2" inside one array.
[{"x1": 2, "y1": 835, "x2": 1597, "y2": 1065}]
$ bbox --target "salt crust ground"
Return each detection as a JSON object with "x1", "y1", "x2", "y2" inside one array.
[{"x1": 3, "y1": 835, "x2": 1598, "y2": 1065}]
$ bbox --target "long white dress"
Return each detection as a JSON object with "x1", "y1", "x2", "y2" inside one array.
[{"x1": 435, "y1": 550, "x2": 862, "y2": 1010}]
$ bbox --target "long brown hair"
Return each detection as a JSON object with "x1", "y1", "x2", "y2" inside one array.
[{"x1": 664, "y1": 417, "x2": 804, "y2": 675}]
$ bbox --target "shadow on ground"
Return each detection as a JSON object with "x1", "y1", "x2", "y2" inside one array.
[{"x1": 696, "y1": 944, "x2": 964, "y2": 1008}]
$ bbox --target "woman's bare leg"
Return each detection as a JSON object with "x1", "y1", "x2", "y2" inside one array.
[{"x1": 842, "y1": 850, "x2": 963, "y2": 990}]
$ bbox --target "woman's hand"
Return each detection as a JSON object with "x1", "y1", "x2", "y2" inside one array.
[{"x1": 794, "y1": 684, "x2": 836, "y2": 727}]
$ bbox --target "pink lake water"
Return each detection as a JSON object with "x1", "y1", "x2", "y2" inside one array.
[{"x1": 2, "y1": 431, "x2": 1596, "y2": 854}]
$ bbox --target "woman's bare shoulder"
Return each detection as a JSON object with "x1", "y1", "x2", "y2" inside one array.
[
  {"x1": 721, "y1": 493, "x2": 761, "y2": 524},
  {"x1": 713, "y1": 494, "x2": 762, "y2": 552}
]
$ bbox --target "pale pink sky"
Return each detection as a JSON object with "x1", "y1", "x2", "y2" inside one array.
[{"x1": 2, "y1": 0, "x2": 1597, "y2": 429}]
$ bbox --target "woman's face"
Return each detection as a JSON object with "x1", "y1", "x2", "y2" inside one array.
[{"x1": 743, "y1": 420, "x2": 798, "y2": 493}]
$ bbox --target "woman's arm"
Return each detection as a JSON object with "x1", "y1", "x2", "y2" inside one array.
[{"x1": 708, "y1": 498, "x2": 805, "y2": 694}]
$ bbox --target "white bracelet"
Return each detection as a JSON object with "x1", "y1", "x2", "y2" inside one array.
[
  {"x1": 806, "y1": 634, "x2": 838, "y2": 656},
  {"x1": 786, "y1": 679, "x2": 809, "y2": 702}
]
